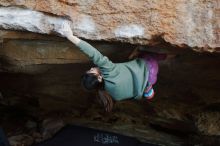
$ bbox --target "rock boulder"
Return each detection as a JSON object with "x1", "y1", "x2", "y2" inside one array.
[{"x1": 0, "y1": 0, "x2": 219, "y2": 52}]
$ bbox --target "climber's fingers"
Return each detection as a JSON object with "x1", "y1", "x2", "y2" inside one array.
[{"x1": 58, "y1": 21, "x2": 73, "y2": 37}]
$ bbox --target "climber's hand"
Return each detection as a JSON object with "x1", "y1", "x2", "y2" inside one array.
[
  {"x1": 58, "y1": 21, "x2": 81, "y2": 44},
  {"x1": 59, "y1": 21, "x2": 73, "y2": 38}
]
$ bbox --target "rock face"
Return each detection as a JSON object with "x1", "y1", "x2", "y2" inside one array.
[
  {"x1": 0, "y1": 1, "x2": 220, "y2": 146},
  {"x1": 0, "y1": 0, "x2": 220, "y2": 51},
  {"x1": 0, "y1": 30, "x2": 133, "y2": 73}
]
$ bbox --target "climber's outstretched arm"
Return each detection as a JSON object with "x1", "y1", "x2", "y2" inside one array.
[
  {"x1": 67, "y1": 34, "x2": 81, "y2": 45},
  {"x1": 60, "y1": 22, "x2": 115, "y2": 71}
]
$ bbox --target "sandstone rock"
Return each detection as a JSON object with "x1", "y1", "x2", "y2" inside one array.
[
  {"x1": 8, "y1": 134, "x2": 34, "y2": 146},
  {"x1": 1, "y1": 39, "x2": 89, "y2": 65},
  {"x1": 41, "y1": 118, "x2": 65, "y2": 140},
  {"x1": 0, "y1": 1, "x2": 220, "y2": 146},
  {"x1": 25, "y1": 120, "x2": 37, "y2": 130},
  {"x1": 195, "y1": 112, "x2": 220, "y2": 135},
  {"x1": 32, "y1": 132, "x2": 43, "y2": 143},
  {"x1": 0, "y1": 92, "x2": 3, "y2": 99},
  {"x1": 0, "y1": 0, "x2": 219, "y2": 51},
  {"x1": 0, "y1": 32, "x2": 133, "y2": 72}
]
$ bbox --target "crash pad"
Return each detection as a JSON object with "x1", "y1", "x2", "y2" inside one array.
[{"x1": 33, "y1": 125, "x2": 159, "y2": 146}]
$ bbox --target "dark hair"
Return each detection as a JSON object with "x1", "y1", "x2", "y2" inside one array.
[
  {"x1": 81, "y1": 72, "x2": 114, "y2": 112},
  {"x1": 81, "y1": 73, "x2": 103, "y2": 90}
]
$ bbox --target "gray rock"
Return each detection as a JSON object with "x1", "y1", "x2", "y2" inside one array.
[
  {"x1": 25, "y1": 120, "x2": 37, "y2": 130},
  {"x1": 41, "y1": 118, "x2": 65, "y2": 140},
  {"x1": 8, "y1": 134, "x2": 33, "y2": 146}
]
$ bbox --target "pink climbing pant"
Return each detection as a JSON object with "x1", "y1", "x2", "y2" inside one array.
[
  {"x1": 140, "y1": 52, "x2": 166, "y2": 85},
  {"x1": 139, "y1": 52, "x2": 166, "y2": 99}
]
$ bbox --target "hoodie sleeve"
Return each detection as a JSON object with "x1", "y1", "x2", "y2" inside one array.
[{"x1": 76, "y1": 40, "x2": 116, "y2": 72}]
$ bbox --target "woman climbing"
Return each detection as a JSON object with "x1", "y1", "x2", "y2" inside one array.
[{"x1": 59, "y1": 22, "x2": 167, "y2": 112}]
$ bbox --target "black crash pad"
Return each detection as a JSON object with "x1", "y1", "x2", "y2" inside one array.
[{"x1": 33, "y1": 125, "x2": 158, "y2": 146}]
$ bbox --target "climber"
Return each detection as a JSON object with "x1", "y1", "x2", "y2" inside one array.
[{"x1": 59, "y1": 22, "x2": 168, "y2": 112}]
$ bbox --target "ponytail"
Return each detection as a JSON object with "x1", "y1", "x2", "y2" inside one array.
[
  {"x1": 97, "y1": 90, "x2": 114, "y2": 112},
  {"x1": 81, "y1": 72, "x2": 114, "y2": 112}
]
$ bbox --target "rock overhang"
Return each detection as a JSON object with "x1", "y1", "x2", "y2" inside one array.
[{"x1": 0, "y1": 0, "x2": 219, "y2": 52}]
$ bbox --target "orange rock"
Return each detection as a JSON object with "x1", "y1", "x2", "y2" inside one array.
[{"x1": 0, "y1": 0, "x2": 219, "y2": 51}]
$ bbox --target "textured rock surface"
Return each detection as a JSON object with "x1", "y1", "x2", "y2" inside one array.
[
  {"x1": 0, "y1": 30, "x2": 133, "y2": 73},
  {"x1": 0, "y1": 0, "x2": 219, "y2": 51},
  {"x1": 0, "y1": 1, "x2": 220, "y2": 146},
  {"x1": 195, "y1": 111, "x2": 220, "y2": 135}
]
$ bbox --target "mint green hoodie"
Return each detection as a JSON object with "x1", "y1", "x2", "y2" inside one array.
[{"x1": 76, "y1": 40, "x2": 149, "y2": 101}]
